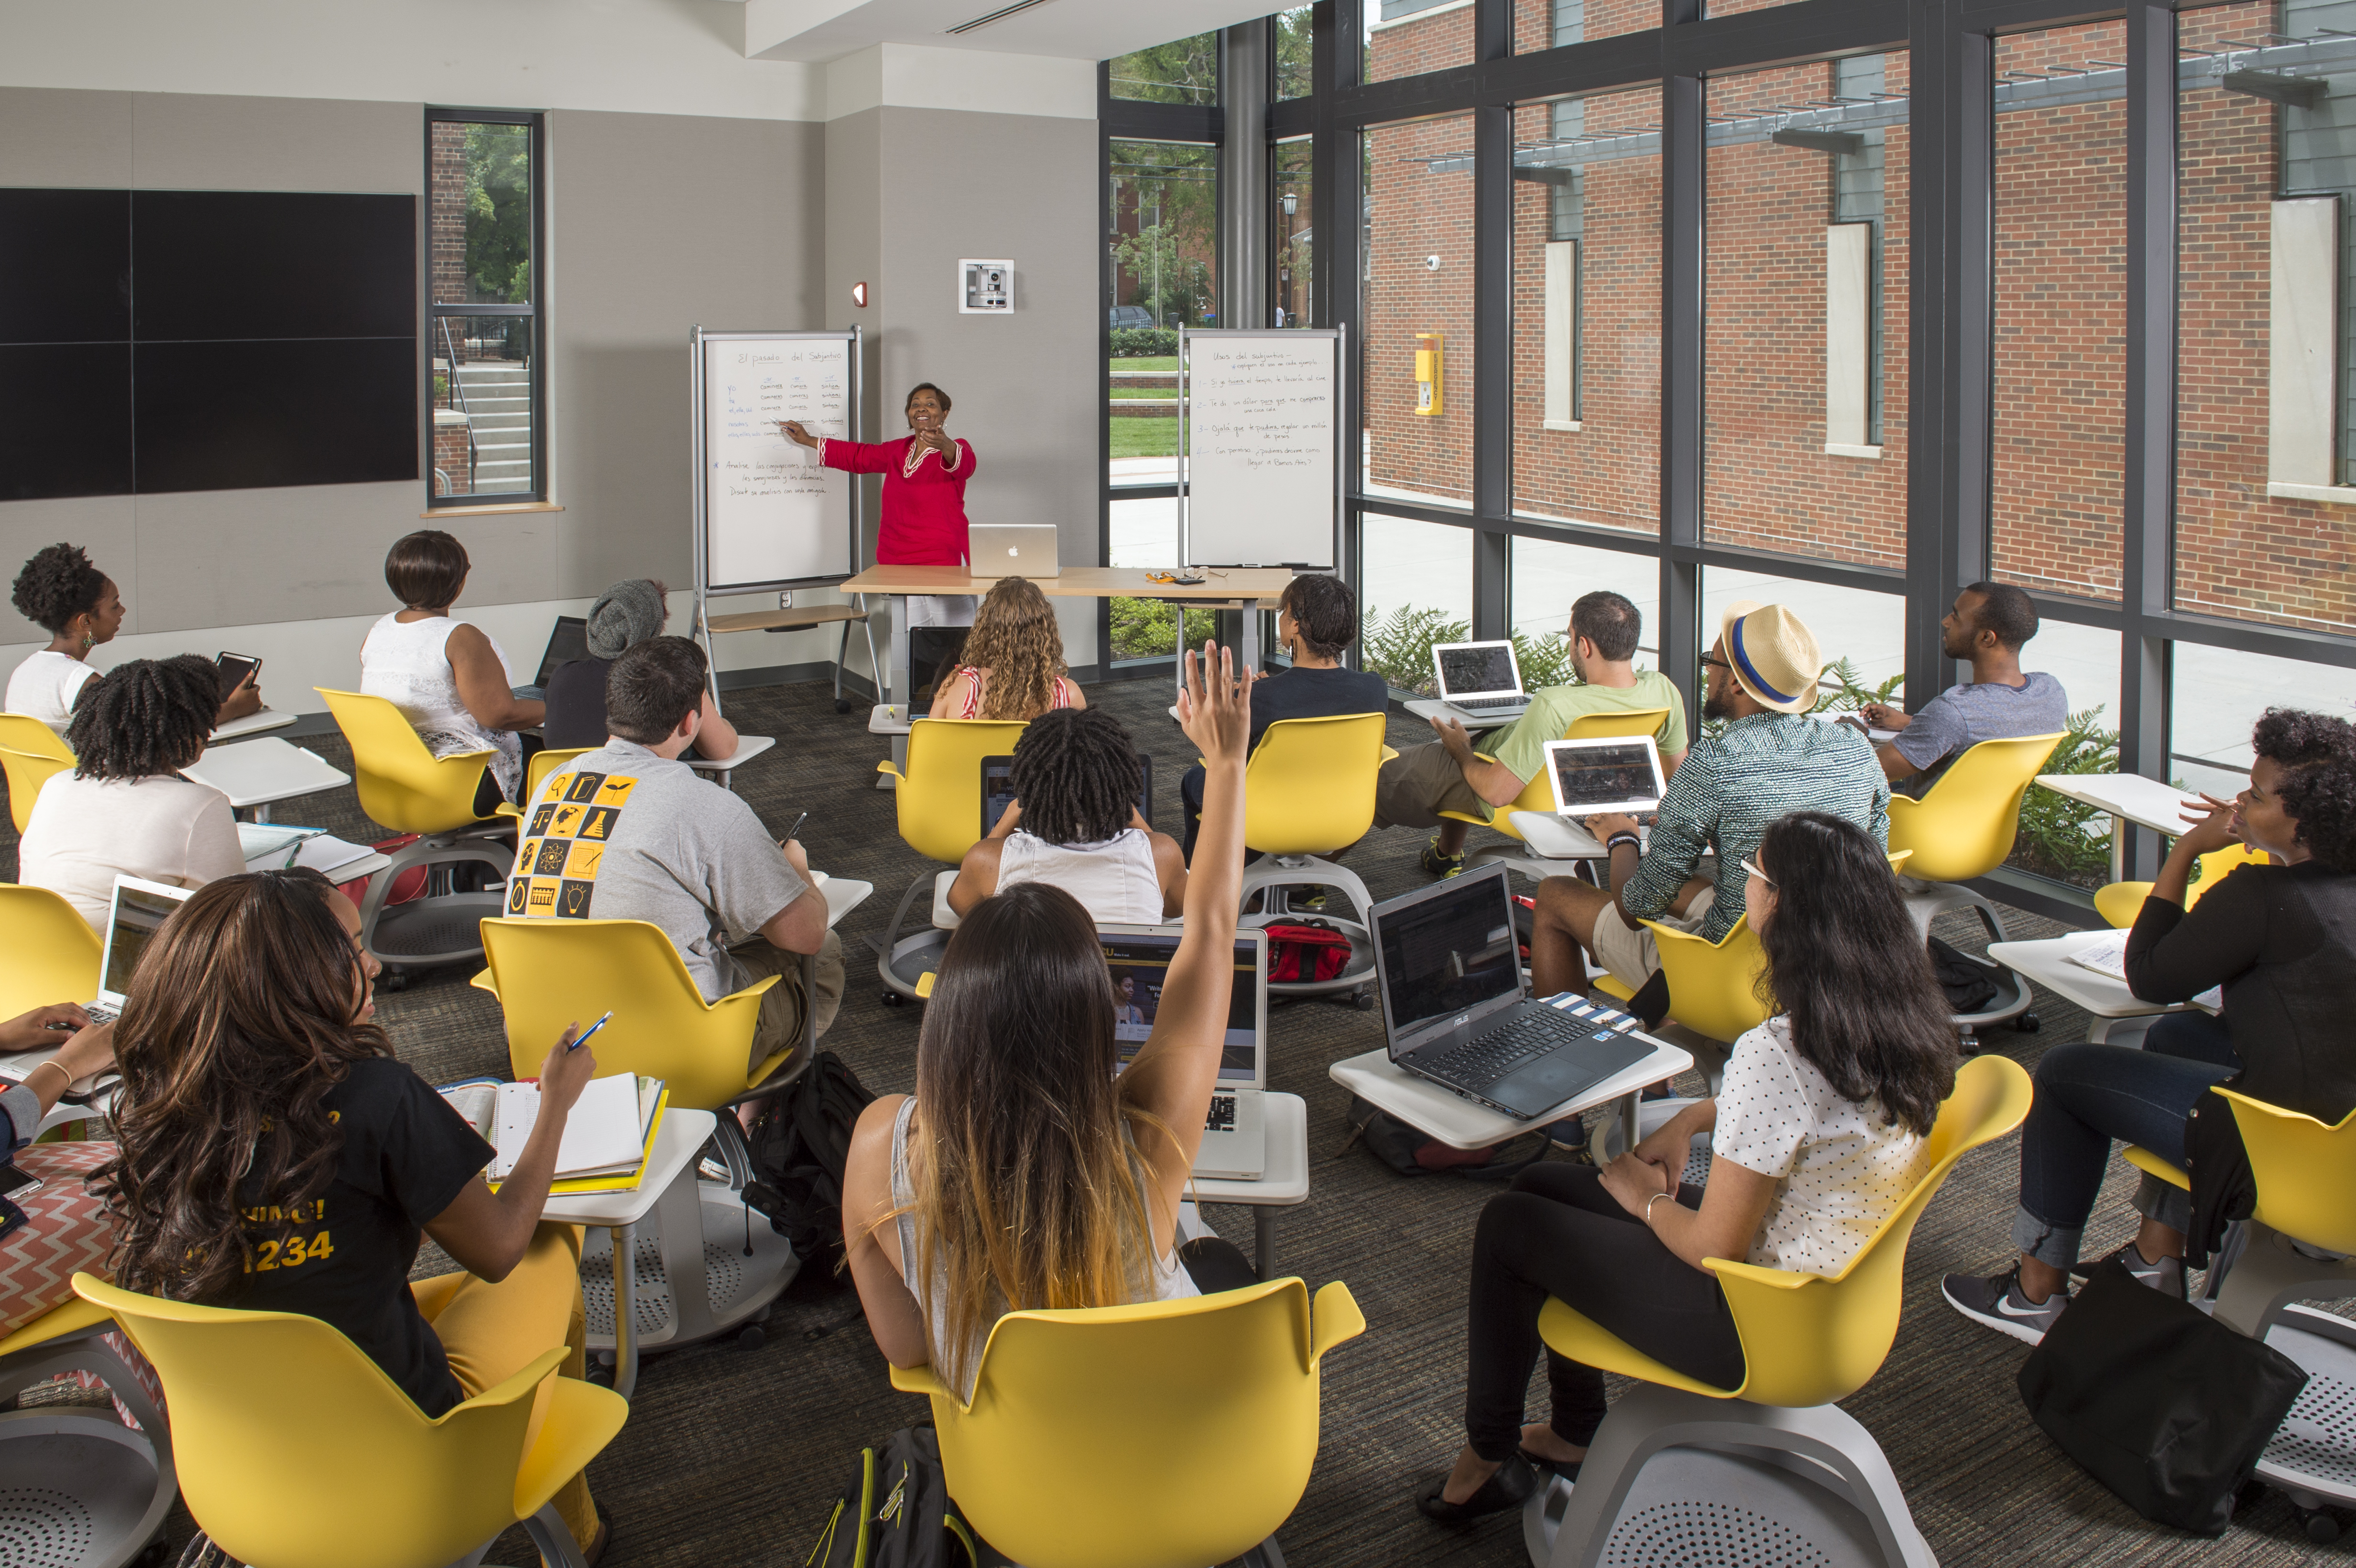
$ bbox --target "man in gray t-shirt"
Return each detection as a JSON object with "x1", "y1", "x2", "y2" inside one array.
[
  {"x1": 1856, "y1": 581, "x2": 2070, "y2": 796},
  {"x1": 507, "y1": 636, "x2": 841, "y2": 1075}
]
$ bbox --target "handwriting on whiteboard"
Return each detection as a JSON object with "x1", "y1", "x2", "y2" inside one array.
[
  {"x1": 1182, "y1": 333, "x2": 1337, "y2": 569},
  {"x1": 705, "y1": 335, "x2": 854, "y2": 590},
  {"x1": 1189, "y1": 347, "x2": 1331, "y2": 471}
]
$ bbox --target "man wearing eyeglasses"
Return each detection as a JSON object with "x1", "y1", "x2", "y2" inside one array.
[{"x1": 1525, "y1": 601, "x2": 1890, "y2": 1003}]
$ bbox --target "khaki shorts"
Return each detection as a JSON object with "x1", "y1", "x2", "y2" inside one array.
[
  {"x1": 1587, "y1": 888, "x2": 1716, "y2": 994},
  {"x1": 728, "y1": 929, "x2": 846, "y2": 1077},
  {"x1": 1373, "y1": 743, "x2": 1493, "y2": 831}
]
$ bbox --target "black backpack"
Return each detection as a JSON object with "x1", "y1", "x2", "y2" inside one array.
[
  {"x1": 808, "y1": 1428, "x2": 1004, "y2": 1568},
  {"x1": 742, "y1": 1050, "x2": 874, "y2": 1270}
]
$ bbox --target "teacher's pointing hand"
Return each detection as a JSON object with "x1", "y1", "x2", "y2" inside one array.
[
  {"x1": 916, "y1": 428, "x2": 954, "y2": 456},
  {"x1": 779, "y1": 420, "x2": 819, "y2": 450}
]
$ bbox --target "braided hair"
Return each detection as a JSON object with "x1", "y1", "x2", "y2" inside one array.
[
  {"x1": 1009, "y1": 708, "x2": 1143, "y2": 846},
  {"x1": 11, "y1": 544, "x2": 109, "y2": 636},
  {"x1": 67, "y1": 655, "x2": 221, "y2": 780}
]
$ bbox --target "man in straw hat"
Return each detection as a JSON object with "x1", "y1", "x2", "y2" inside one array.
[{"x1": 1526, "y1": 600, "x2": 1889, "y2": 999}]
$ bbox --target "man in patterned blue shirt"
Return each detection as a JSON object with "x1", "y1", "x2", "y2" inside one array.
[{"x1": 1527, "y1": 601, "x2": 1889, "y2": 998}]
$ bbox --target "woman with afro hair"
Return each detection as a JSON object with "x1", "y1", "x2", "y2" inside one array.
[
  {"x1": 1945, "y1": 706, "x2": 2356, "y2": 1344},
  {"x1": 16, "y1": 655, "x2": 243, "y2": 931},
  {"x1": 6, "y1": 543, "x2": 261, "y2": 735}
]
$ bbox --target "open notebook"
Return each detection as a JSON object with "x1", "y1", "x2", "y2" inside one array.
[{"x1": 438, "y1": 1073, "x2": 669, "y2": 1195}]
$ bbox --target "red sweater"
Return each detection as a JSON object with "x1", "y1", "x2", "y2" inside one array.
[{"x1": 821, "y1": 436, "x2": 978, "y2": 566}]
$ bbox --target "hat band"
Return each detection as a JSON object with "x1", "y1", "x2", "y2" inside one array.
[{"x1": 1728, "y1": 617, "x2": 1798, "y2": 705}]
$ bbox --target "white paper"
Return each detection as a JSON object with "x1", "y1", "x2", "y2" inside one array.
[
  {"x1": 2065, "y1": 935, "x2": 2131, "y2": 981},
  {"x1": 491, "y1": 1074, "x2": 646, "y2": 1181},
  {"x1": 1184, "y1": 332, "x2": 1337, "y2": 569},
  {"x1": 704, "y1": 335, "x2": 854, "y2": 591}
]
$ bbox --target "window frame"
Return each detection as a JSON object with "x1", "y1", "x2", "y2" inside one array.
[{"x1": 422, "y1": 106, "x2": 548, "y2": 511}]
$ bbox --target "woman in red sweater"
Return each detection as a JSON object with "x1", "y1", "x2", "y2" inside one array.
[{"x1": 783, "y1": 382, "x2": 977, "y2": 626}]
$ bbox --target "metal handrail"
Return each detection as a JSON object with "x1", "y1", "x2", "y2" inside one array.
[{"x1": 436, "y1": 316, "x2": 479, "y2": 491}]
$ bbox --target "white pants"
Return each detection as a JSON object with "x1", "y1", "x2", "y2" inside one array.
[{"x1": 908, "y1": 594, "x2": 976, "y2": 629}]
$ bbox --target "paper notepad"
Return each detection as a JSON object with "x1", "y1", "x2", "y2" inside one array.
[
  {"x1": 237, "y1": 823, "x2": 378, "y2": 875},
  {"x1": 2064, "y1": 936, "x2": 2225, "y2": 1010},
  {"x1": 440, "y1": 1074, "x2": 665, "y2": 1184}
]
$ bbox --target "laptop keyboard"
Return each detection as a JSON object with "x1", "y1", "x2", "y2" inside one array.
[
  {"x1": 1451, "y1": 695, "x2": 1525, "y2": 710},
  {"x1": 84, "y1": 1002, "x2": 118, "y2": 1025},
  {"x1": 1425, "y1": 1014, "x2": 1567, "y2": 1089},
  {"x1": 1206, "y1": 1095, "x2": 1237, "y2": 1133}
]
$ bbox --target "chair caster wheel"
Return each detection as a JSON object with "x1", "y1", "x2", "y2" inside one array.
[
  {"x1": 1354, "y1": 988, "x2": 1375, "y2": 1011},
  {"x1": 737, "y1": 1323, "x2": 766, "y2": 1351},
  {"x1": 1958, "y1": 1034, "x2": 1984, "y2": 1057},
  {"x1": 378, "y1": 966, "x2": 413, "y2": 993},
  {"x1": 2014, "y1": 1012, "x2": 2040, "y2": 1033},
  {"x1": 880, "y1": 990, "x2": 904, "y2": 1007},
  {"x1": 835, "y1": 699, "x2": 853, "y2": 714},
  {"x1": 2304, "y1": 1507, "x2": 2343, "y2": 1545}
]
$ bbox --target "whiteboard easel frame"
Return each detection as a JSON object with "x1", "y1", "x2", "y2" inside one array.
[{"x1": 1175, "y1": 324, "x2": 1344, "y2": 571}]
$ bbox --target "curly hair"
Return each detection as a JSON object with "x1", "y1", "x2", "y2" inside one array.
[
  {"x1": 2254, "y1": 707, "x2": 2356, "y2": 873},
  {"x1": 1010, "y1": 708, "x2": 1143, "y2": 845},
  {"x1": 94, "y1": 869, "x2": 392, "y2": 1302},
  {"x1": 959, "y1": 577, "x2": 1069, "y2": 721},
  {"x1": 11, "y1": 543, "x2": 109, "y2": 636},
  {"x1": 66, "y1": 655, "x2": 221, "y2": 779},
  {"x1": 1281, "y1": 574, "x2": 1357, "y2": 662}
]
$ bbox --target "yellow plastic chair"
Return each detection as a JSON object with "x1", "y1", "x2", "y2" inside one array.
[
  {"x1": 316, "y1": 688, "x2": 516, "y2": 970},
  {"x1": 873, "y1": 718, "x2": 1028, "y2": 1004},
  {"x1": 1235, "y1": 712, "x2": 1391, "y2": 998},
  {"x1": 493, "y1": 746, "x2": 595, "y2": 822},
  {"x1": 0, "y1": 883, "x2": 103, "y2": 1022},
  {"x1": 2093, "y1": 840, "x2": 2264, "y2": 929},
  {"x1": 1450, "y1": 705, "x2": 1674, "y2": 860},
  {"x1": 890, "y1": 1277, "x2": 1366, "y2": 1568},
  {"x1": 0, "y1": 713, "x2": 76, "y2": 833},
  {"x1": 75, "y1": 1273, "x2": 624, "y2": 1568},
  {"x1": 1526, "y1": 1054, "x2": 2032, "y2": 1568},
  {"x1": 1885, "y1": 730, "x2": 2067, "y2": 931},
  {"x1": 0, "y1": 1293, "x2": 175, "y2": 1566}
]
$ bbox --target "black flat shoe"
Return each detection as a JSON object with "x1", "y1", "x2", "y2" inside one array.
[
  {"x1": 1414, "y1": 1454, "x2": 1537, "y2": 1524},
  {"x1": 1519, "y1": 1445, "x2": 1583, "y2": 1482}
]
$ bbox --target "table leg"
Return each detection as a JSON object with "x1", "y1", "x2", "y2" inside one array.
[
  {"x1": 610, "y1": 1220, "x2": 638, "y2": 1401},
  {"x1": 251, "y1": 804, "x2": 273, "y2": 824},
  {"x1": 1254, "y1": 1205, "x2": 1277, "y2": 1282},
  {"x1": 2109, "y1": 818, "x2": 2127, "y2": 887},
  {"x1": 886, "y1": 593, "x2": 908, "y2": 787},
  {"x1": 1239, "y1": 600, "x2": 1261, "y2": 675},
  {"x1": 1618, "y1": 1091, "x2": 1640, "y2": 1155}
]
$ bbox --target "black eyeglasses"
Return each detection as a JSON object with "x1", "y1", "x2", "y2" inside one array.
[{"x1": 1700, "y1": 654, "x2": 1733, "y2": 673}]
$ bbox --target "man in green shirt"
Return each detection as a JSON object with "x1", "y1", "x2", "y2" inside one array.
[{"x1": 1373, "y1": 591, "x2": 1689, "y2": 877}]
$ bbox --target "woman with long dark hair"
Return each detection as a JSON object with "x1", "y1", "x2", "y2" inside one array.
[
  {"x1": 95, "y1": 870, "x2": 611, "y2": 1561},
  {"x1": 1415, "y1": 810, "x2": 1958, "y2": 1521},
  {"x1": 841, "y1": 645, "x2": 1254, "y2": 1399}
]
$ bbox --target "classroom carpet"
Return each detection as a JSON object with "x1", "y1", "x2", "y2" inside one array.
[{"x1": 2, "y1": 675, "x2": 2346, "y2": 1567}]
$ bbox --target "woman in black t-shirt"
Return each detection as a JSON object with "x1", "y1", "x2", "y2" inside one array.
[{"x1": 94, "y1": 870, "x2": 611, "y2": 1562}]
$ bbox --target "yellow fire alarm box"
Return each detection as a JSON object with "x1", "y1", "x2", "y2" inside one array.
[{"x1": 1414, "y1": 332, "x2": 1444, "y2": 416}]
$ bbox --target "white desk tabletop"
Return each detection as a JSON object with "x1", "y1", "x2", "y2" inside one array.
[
  {"x1": 685, "y1": 734, "x2": 776, "y2": 773},
  {"x1": 1331, "y1": 1020, "x2": 1692, "y2": 1151},
  {"x1": 541, "y1": 1109, "x2": 716, "y2": 1229},
  {"x1": 1985, "y1": 928, "x2": 2185, "y2": 1022},
  {"x1": 870, "y1": 704, "x2": 914, "y2": 735},
  {"x1": 1190, "y1": 1091, "x2": 1309, "y2": 1207},
  {"x1": 183, "y1": 737, "x2": 351, "y2": 809},
  {"x1": 2036, "y1": 773, "x2": 2203, "y2": 837},
  {"x1": 210, "y1": 708, "x2": 298, "y2": 742},
  {"x1": 817, "y1": 873, "x2": 873, "y2": 927},
  {"x1": 1509, "y1": 811, "x2": 1610, "y2": 861},
  {"x1": 1402, "y1": 697, "x2": 1515, "y2": 733}
]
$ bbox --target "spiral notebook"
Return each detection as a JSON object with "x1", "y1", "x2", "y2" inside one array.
[{"x1": 438, "y1": 1073, "x2": 669, "y2": 1194}]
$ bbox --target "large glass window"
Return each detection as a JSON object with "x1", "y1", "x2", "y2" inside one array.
[
  {"x1": 1700, "y1": 568, "x2": 1906, "y2": 705},
  {"x1": 1512, "y1": 536, "x2": 1663, "y2": 686},
  {"x1": 1276, "y1": 6, "x2": 1314, "y2": 99},
  {"x1": 1515, "y1": 0, "x2": 1659, "y2": 52},
  {"x1": 1110, "y1": 34, "x2": 1217, "y2": 104},
  {"x1": 1109, "y1": 140, "x2": 1217, "y2": 488},
  {"x1": 1703, "y1": 55, "x2": 1909, "y2": 570},
  {"x1": 2171, "y1": 641, "x2": 2353, "y2": 799},
  {"x1": 1512, "y1": 87, "x2": 1663, "y2": 535},
  {"x1": 426, "y1": 110, "x2": 542, "y2": 504},
  {"x1": 1363, "y1": 114, "x2": 1476, "y2": 509},
  {"x1": 1989, "y1": 22, "x2": 2128, "y2": 602},
  {"x1": 1368, "y1": 1, "x2": 1474, "y2": 87},
  {"x1": 1359, "y1": 512, "x2": 1475, "y2": 693},
  {"x1": 1274, "y1": 140, "x2": 1314, "y2": 329}
]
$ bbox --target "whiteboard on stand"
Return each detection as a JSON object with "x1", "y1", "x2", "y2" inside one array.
[
  {"x1": 694, "y1": 328, "x2": 858, "y2": 595},
  {"x1": 1179, "y1": 328, "x2": 1341, "y2": 570}
]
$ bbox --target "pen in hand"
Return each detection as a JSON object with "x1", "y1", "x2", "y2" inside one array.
[
  {"x1": 567, "y1": 1011, "x2": 613, "y2": 1053},
  {"x1": 782, "y1": 810, "x2": 808, "y2": 844}
]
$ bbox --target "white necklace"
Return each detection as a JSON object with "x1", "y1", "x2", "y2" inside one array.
[{"x1": 901, "y1": 437, "x2": 932, "y2": 479}]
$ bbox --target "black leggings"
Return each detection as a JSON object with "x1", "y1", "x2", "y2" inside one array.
[
  {"x1": 1463, "y1": 1163, "x2": 1745, "y2": 1459},
  {"x1": 469, "y1": 733, "x2": 545, "y2": 817}
]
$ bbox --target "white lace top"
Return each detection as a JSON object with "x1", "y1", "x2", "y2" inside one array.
[{"x1": 358, "y1": 612, "x2": 522, "y2": 799}]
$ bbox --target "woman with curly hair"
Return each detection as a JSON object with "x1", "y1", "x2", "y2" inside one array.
[
  {"x1": 17, "y1": 656, "x2": 243, "y2": 930},
  {"x1": 927, "y1": 575, "x2": 1087, "y2": 722},
  {"x1": 96, "y1": 870, "x2": 610, "y2": 1559},
  {"x1": 5, "y1": 542, "x2": 261, "y2": 735},
  {"x1": 1945, "y1": 707, "x2": 2356, "y2": 1344}
]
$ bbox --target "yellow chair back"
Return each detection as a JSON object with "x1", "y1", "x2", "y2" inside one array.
[
  {"x1": 877, "y1": 719, "x2": 1029, "y2": 866},
  {"x1": 315, "y1": 687, "x2": 496, "y2": 835},
  {"x1": 1242, "y1": 712, "x2": 1389, "y2": 857},
  {"x1": 2215, "y1": 1089, "x2": 2356, "y2": 1257},
  {"x1": 478, "y1": 917, "x2": 782, "y2": 1109},
  {"x1": 0, "y1": 714, "x2": 76, "y2": 834},
  {"x1": 1540, "y1": 1054, "x2": 2031, "y2": 1407},
  {"x1": 1441, "y1": 706, "x2": 1673, "y2": 845},
  {"x1": 1641, "y1": 914, "x2": 1770, "y2": 1045},
  {"x1": 2093, "y1": 841, "x2": 2266, "y2": 929},
  {"x1": 0, "y1": 884, "x2": 104, "y2": 1022},
  {"x1": 1885, "y1": 731, "x2": 2067, "y2": 883},
  {"x1": 72, "y1": 1273, "x2": 626, "y2": 1568},
  {"x1": 527, "y1": 747, "x2": 594, "y2": 804},
  {"x1": 889, "y1": 1278, "x2": 1365, "y2": 1568}
]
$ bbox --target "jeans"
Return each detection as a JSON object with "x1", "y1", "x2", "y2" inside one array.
[
  {"x1": 1462, "y1": 1164, "x2": 1743, "y2": 1459},
  {"x1": 2012, "y1": 1022, "x2": 2238, "y2": 1268}
]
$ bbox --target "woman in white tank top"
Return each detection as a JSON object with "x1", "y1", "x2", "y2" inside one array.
[
  {"x1": 359, "y1": 532, "x2": 543, "y2": 805},
  {"x1": 840, "y1": 648, "x2": 1258, "y2": 1399},
  {"x1": 946, "y1": 708, "x2": 1186, "y2": 924}
]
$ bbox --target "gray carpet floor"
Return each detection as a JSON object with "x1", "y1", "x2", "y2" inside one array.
[{"x1": 4, "y1": 674, "x2": 2347, "y2": 1566}]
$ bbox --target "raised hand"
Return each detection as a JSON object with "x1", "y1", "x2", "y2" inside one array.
[{"x1": 1176, "y1": 640, "x2": 1253, "y2": 769}]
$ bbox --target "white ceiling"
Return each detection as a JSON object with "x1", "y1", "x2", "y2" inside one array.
[{"x1": 742, "y1": 0, "x2": 1276, "y2": 64}]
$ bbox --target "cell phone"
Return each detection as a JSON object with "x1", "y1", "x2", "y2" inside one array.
[
  {"x1": 783, "y1": 811, "x2": 808, "y2": 844},
  {"x1": 216, "y1": 652, "x2": 262, "y2": 692},
  {"x1": 567, "y1": 1011, "x2": 613, "y2": 1053},
  {"x1": 0, "y1": 1165, "x2": 44, "y2": 1202}
]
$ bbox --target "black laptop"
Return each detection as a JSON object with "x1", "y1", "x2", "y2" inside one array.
[
  {"x1": 513, "y1": 615, "x2": 589, "y2": 701},
  {"x1": 1370, "y1": 864, "x2": 1651, "y2": 1119},
  {"x1": 981, "y1": 754, "x2": 1152, "y2": 839}
]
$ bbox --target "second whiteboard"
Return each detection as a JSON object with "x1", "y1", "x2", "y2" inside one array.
[{"x1": 1180, "y1": 328, "x2": 1341, "y2": 570}]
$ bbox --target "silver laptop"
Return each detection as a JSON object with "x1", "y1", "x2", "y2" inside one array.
[
  {"x1": 1101, "y1": 925, "x2": 1269, "y2": 1180},
  {"x1": 968, "y1": 523, "x2": 1061, "y2": 579},
  {"x1": 1431, "y1": 640, "x2": 1528, "y2": 719},
  {"x1": 1543, "y1": 735, "x2": 1667, "y2": 818},
  {"x1": 0, "y1": 875, "x2": 193, "y2": 1099}
]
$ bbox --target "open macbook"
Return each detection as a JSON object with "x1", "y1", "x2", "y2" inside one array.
[
  {"x1": 0, "y1": 875, "x2": 194, "y2": 1100},
  {"x1": 1431, "y1": 640, "x2": 1528, "y2": 719},
  {"x1": 1100, "y1": 925, "x2": 1268, "y2": 1179},
  {"x1": 968, "y1": 523, "x2": 1061, "y2": 579},
  {"x1": 1543, "y1": 734, "x2": 1667, "y2": 818},
  {"x1": 1369, "y1": 865, "x2": 1650, "y2": 1119}
]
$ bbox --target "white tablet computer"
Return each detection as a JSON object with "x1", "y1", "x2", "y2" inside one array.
[{"x1": 1543, "y1": 735, "x2": 1667, "y2": 817}]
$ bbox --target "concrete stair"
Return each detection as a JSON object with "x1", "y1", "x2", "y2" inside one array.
[{"x1": 455, "y1": 360, "x2": 533, "y2": 492}]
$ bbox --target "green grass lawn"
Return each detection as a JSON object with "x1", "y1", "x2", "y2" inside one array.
[
  {"x1": 1109, "y1": 387, "x2": 1176, "y2": 400},
  {"x1": 1111, "y1": 356, "x2": 1180, "y2": 371},
  {"x1": 1110, "y1": 417, "x2": 1178, "y2": 459}
]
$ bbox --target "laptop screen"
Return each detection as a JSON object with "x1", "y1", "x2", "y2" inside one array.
[
  {"x1": 534, "y1": 616, "x2": 589, "y2": 687},
  {"x1": 1376, "y1": 871, "x2": 1522, "y2": 1044},
  {"x1": 1436, "y1": 642, "x2": 1517, "y2": 697},
  {"x1": 982, "y1": 755, "x2": 1153, "y2": 838},
  {"x1": 907, "y1": 627, "x2": 971, "y2": 709},
  {"x1": 1099, "y1": 929, "x2": 1260, "y2": 1083},
  {"x1": 1548, "y1": 739, "x2": 1664, "y2": 814},
  {"x1": 102, "y1": 880, "x2": 192, "y2": 1000}
]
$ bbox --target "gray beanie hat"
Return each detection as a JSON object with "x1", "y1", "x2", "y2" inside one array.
[{"x1": 586, "y1": 579, "x2": 667, "y2": 660}]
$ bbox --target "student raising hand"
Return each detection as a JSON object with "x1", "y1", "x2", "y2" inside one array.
[{"x1": 1176, "y1": 638, "x2": 1254, "y2": 771}]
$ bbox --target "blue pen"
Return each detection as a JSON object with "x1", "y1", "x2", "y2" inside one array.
[{"x1": 567, "y1": 1011, "x2": 613, "y2": 1052}]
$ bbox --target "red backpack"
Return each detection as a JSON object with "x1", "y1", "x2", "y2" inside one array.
[{"x1": 1263, "y1": 919, "x2": 1354, "y2": 984}]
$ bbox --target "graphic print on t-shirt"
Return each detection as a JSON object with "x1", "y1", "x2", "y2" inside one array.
[{"x1": 511, "y1": 768, "x2": 640, "y2": 920}]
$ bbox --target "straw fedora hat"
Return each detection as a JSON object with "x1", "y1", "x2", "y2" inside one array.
[{"x1": 1715, "y1": 600, "x2": 1823, "y2": 714}]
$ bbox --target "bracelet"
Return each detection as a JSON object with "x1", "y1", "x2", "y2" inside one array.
[
  {"x1": 1644, "y1": 1189, "x2": 1676, "y2": 1225},
  {"x1": 24, "y1": 1059, "x2": 72, "y2": 1095},
  {"x1": 1606, "y1": 833, "x2": 1641, "y2": 853}
]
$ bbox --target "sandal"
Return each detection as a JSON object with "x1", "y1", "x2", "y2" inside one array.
[{"x1": 1414, "y1": 1453, "x2": 1536, "y2": 1523}]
